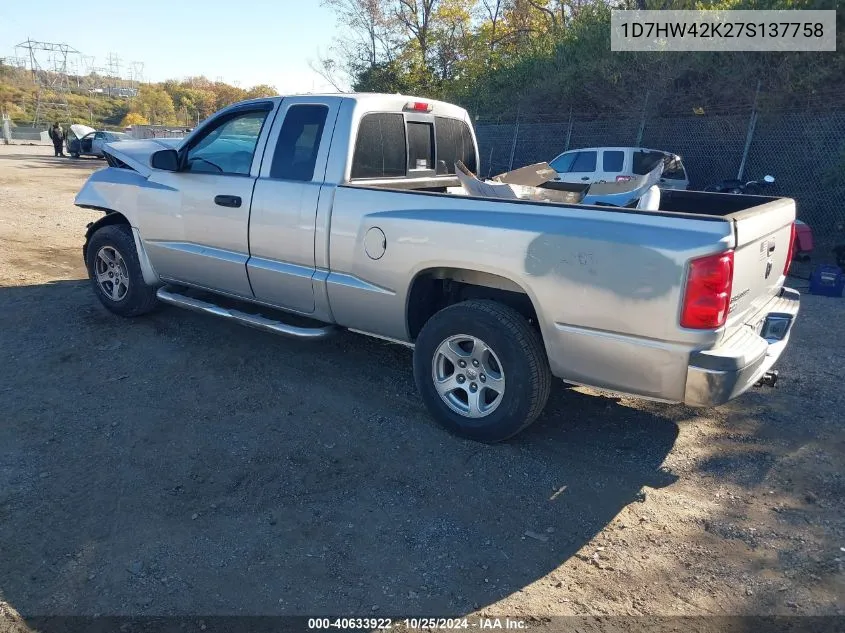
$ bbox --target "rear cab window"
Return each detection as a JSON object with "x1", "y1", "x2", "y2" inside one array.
[
  {"x1": 407, "y1": 121, "x2": 434, "y2": 174},
  {"x1": 434, "y1": 116, "x2": 476, "y2": 174},
  {"x1": 351, "y1": 111, "x2": 477, "y2": 180},
  {"x1": 351, "y1": 113, "x2": 407, "y2": 179}
]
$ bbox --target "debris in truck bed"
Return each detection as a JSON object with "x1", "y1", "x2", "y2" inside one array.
[
  {"x1": 455, "y1": 161, "x2": 584, "y2": 204},
  {"x1": 492, "y1": 163, "x2": 558, "y2": 187},
  {"x1": 455, "y1": 160, "x2": 664, "y2": 208}
]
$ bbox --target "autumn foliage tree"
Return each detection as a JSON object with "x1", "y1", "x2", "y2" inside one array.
[
  {"x1": 130, "y1": 78, "x2": 278, "y2": 126},
  {"x1": 130, "y1": 85, "x2": 176, "y2": 125},
  {"x1": 120, "y1": 112, "x2": 148, "y2": 127}
]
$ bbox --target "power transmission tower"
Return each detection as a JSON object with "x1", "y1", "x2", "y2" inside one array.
[
  {"x1": 129, "y1": 61, "x2": 144, "y2": 93},
  {"x1": 107, "y1": 52, "x2": 121, "y2": 80},
  {"x1": 106, "y1": 52, "x2": 123, "y2": 96},
  {"x1": 14, "y1": 39, "x2": 81, "y2": 126}
]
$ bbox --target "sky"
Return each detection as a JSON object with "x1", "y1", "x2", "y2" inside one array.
[{"x1": 1, "y1": 0, "x2": 347, "y2": 93}]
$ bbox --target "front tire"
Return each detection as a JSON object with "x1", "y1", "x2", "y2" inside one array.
[
  {"x1": 413, "y1": 300, "x2": 551, "y2": 442},
  {"x1": 85, "y1": 224, "x2": 158, "y2": 317}
]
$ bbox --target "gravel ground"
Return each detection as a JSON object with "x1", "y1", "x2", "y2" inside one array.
[{"x1": 0, "y1": 144, "x2": 843, "y2": 624}]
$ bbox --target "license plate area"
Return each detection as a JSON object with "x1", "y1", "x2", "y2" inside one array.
[{"x1": 758, "y1": 314, "x2": 792, "y2": 341}]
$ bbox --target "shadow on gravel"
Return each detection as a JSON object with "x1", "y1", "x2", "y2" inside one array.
[{"x1": 0, "y1": 280, "x2": 679, "y2": 616}]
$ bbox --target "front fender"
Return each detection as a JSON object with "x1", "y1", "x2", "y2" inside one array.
[
  {"x1": 77, "y1": 167, "x2": 160, "y2": 286},
  {"x1": 74, "y1": 166, "x2": 149, "y2": 218}
]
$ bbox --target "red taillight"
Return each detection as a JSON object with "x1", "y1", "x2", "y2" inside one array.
[
  {"x1": 616, "y1": 175, "x2": 632, "y2": 182},
  {"x1": 681, "y1": 251, "x2": 734, "y2": 329},
  {"x1": 404, "y1": 101, "x2": 433, "y2": 112},
  {"x1": 784, "y1": 222, "x2": 796, "y2": 275}
]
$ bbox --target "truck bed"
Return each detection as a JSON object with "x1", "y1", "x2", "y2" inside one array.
[{"x1": 341, "y1": 180, "x2": 796, "y2": 352}]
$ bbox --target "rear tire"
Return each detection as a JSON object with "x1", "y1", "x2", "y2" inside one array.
[
  {"x1": 85, "y1": 224, "x2": 158, "y2": 317},
  {"x1": 413, "y1": 300, "x2": 551, "y2": 442}
]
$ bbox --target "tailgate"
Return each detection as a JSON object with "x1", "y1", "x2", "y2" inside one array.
[{"x1": 725, "y1": 197, "x2": 796, "y2": 334}]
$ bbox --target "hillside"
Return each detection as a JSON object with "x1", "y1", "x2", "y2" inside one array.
[
  {"x1": 0, "y1": 63, "x2": 277, "y2": 129},
  {"x1": 317, "y1": 0, "x2": 845, "y2": 120}
]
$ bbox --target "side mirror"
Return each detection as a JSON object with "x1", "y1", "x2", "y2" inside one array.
[
  {"x1": 763, "y1": 175, "x2": 775, "y2": 183},
  {"x1": 151, "y1": 148, "x2": 179, "y2": 171}
]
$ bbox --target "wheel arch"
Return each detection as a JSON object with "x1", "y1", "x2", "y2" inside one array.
[
  {"x1": 82, "y1": 210, "x2": 130, "y2": 262},
  {"x1": 405, "y1": 266, "x2": 542, "y2": 342},
  {"x1": 83, "y1": 210, "x2": 159, "y2": 286}
]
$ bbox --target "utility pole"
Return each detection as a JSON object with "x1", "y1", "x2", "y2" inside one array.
[{"x1": 737, "y1": 80, "x2": 762, "y2": 181}]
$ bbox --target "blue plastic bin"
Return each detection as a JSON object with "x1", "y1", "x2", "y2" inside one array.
[{"x1": 808, "y1": 264, "x2": 845, "y2": 297}]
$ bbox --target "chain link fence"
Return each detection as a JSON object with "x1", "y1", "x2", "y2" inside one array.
[{"x1": 475, "y1": 107, "x2": 845, "y2": 234}]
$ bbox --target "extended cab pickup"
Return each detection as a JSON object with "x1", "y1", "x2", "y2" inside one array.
[{"x1": 75, "y1": 93, "x2": 800, "y2": 442}]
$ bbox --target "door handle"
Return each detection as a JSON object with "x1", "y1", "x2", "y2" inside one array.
[
  {"x1": 214, "y1": 195, "x2": 242, "y2": 208},
  {"x1": 581, "y1": 176, "x2": 590, "y2": 181}
]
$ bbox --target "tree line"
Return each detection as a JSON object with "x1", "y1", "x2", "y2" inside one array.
[
  {"x1": 0, "y1": 63, "x2": 277, "y2": 128},
  {"x1": 315, "y1": 0, "x2": 845, "y2": 118},
  {"x1": 2, "y1": 0, "x2": 842, "y2": 128},
  {"x1": 124, "y1": 78, "x2": 278, "y2": 127}
]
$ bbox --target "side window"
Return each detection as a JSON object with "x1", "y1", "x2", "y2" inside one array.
[
  {"x1": 549, "y1": 152, "x2": 576, "y2": 173},
  {"x1": 270, "y1": 105, "x2": 329, "y2": 181},
  {"x1": 632, "y1": 150, "x2": 666, "y2": 175},
  {"x1": 434, "y1": 116, "x2": 477, "y2": 174},
  {"x1": 571, "y1": 150, "x2": 597, "y2": 172},
  {"x1": 407, "y1": 121, "x2": 434, "y2": 173},
  {"x1": 602, "y1": 150, "x2": 624, "y2": 172},
  {"x1": 351, "y1": 113, "x2": 406, "y2": 179},
  {"x1": 94, "y1": 132, "x2": 105, "y2": 140},
  {"x1": 186, "y1": 110, "x2": 269, "y2": 175}
]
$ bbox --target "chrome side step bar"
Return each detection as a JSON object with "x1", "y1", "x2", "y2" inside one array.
[{"x1": 156, "y1": 287, "x2": 336, "y2": 340}]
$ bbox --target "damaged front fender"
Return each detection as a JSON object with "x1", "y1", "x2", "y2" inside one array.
[{"x1": 76, "y1": 166, "x2": 164, "y2": 286}]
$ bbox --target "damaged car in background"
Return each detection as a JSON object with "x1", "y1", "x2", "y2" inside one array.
[{"x1": 67, "y1": 124, "x2": 131, "y2": 159}]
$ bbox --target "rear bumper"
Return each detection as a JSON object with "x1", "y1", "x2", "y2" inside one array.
[{"x1": 684, "y1": 287, "x2": 800, "y2": 407}]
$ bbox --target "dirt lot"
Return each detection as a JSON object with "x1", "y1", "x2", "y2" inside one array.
[{"x1": 0, "y1": 144, "x2": 843, "y2": 625}]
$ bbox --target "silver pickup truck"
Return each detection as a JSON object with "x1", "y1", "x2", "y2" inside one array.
[{"x1": 75, "y1": 93, "x2": 799, "y2": 442}]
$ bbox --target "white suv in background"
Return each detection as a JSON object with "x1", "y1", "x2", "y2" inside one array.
[{"x1": 549, "y1": 146, "x2": 690, "y2": 190}]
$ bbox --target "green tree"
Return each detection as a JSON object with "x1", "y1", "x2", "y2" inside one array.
[
  {"x1": 131, "y1": 86, "x2": 176, "y2": 125},
  {"x1": 213, "y1": 82, "x2": 247, "y2": 109},
  {"x1": 244, "y1": 84, "x2": 279, "y2": 99}
]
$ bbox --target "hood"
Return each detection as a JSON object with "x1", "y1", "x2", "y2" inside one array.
[
  {"x1": 69, "y1": 123, "x2": 95, "y2": 140},
  {"x1": 102, "y1": 137, "x2": 183, "y2": 177}
]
